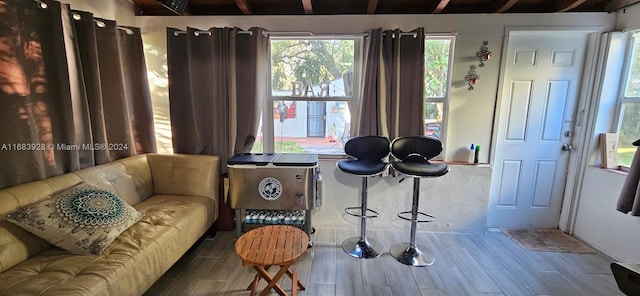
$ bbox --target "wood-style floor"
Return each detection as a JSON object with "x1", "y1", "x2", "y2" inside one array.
[{"x1": 144, "y1": 228, "x2": 624, "y2": 296}]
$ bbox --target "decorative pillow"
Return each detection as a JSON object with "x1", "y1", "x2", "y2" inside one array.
[{"x1": 5, "y1": 183, "x2": 143, "y2": 255}]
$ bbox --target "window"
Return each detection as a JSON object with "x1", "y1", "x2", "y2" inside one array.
[
  {"x1": 252, "y1": 37, "x2": 360, "y2": 155},
  {"x1": 252, "y1": 34, "x2": 454, "y2": 156},
  {"x1": 617, "y1": 31, "x2": 640, "y2": 168},
  {"x1": 424, "y1": 36, "x2": 454, "y2": 147}
]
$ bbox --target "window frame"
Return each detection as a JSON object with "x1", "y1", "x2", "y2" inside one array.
[
  {"x1": 424, "y1": 35, "x2": 456, "y2": 160},
  {"x1": 257, "y1": 34, "x2": 456, "y2": 158},
  {"x1": 260, "y1": 35, "x2": 363, "y2": 156},
  {"x1": 615, "y1": 30, "x2": 640, "y2": 170}
]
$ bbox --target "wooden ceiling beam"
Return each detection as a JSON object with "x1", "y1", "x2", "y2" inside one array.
[
  {"x1": 367, "y1": 0, "x2": 379, "y2": 14},
  {"x1": 431, "y1": 0, "x2": 450, "y2": 13},
  {"x1": 234, "y1": 0, "x2": 252, "y2": 14},
  {"x1": 555, "y1": 0, "x2": 587, "y2": 12},
  {"x1": 302, "y1": 0, "x2": 313, "y2": 14},
  {"x1": 494, "y1": 0, "x2": 520, "y2": 13}
]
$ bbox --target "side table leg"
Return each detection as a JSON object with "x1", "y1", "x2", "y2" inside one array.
[
  {"x1": 248, "y1": 273, "x2": 260, "y2": 295},
  {"x1": 247, "y1": 265, "x2": 272, "y2": 290},
  {"x1": 286, "y1": 269, "x2": 306, "y2": 290},
  {"x1": 256, "y1": 266, "x2": 288, "y2": 296}
]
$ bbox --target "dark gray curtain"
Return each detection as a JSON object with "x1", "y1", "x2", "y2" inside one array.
[
  {"x1": 0, "y1": 0, "x2": 155, "y2": 189},
  {"x1": 357, "y1": 28, "x2": 425, "y2": 139},
  {"x1": 166, "y1": 27, "x2": 268, "y2": 171}
]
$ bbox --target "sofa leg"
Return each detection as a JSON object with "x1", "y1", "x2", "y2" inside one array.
[{"x1": 206, "y1": 223, "x2": 218, "y2": 239}]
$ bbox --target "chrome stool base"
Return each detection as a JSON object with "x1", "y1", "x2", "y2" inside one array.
[
  {"x1": 390, "y1": 243, "x2": 434, "y2": 267},
  {"x1": 342, "y1": 237, "x2": 383, "y2": 259}
]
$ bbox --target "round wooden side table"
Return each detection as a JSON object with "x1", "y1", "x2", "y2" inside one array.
[{"x1": 234, "y1": 225, "x2": 309, "y2": 296}]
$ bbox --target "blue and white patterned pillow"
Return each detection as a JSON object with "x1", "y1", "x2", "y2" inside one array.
[{"x1": 5, "y1": 183, "x2": 143, "y2": 255}]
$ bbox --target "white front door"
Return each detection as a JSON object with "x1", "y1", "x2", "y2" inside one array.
[{"x1": 487, "y1": 30, "x2": 590, "y2": 228}]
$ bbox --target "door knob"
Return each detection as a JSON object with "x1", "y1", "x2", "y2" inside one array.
[{"x1": 561, "y1": 144, "x2": 573, "y2": 151}]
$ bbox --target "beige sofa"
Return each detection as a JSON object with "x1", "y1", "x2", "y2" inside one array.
[{"x1": 0, "y1": 153, "x2": 220, "y2": 295}]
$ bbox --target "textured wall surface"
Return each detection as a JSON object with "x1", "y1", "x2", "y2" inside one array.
[{"x1": 313, "y1": 160, "x2": 492, "y2": 233}]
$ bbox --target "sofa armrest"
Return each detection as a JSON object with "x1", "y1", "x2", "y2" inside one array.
[{"x1": 146, "y1": 154, "x2": 220, "y2": 201}]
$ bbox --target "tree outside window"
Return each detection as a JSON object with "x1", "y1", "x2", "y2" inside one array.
[
  {"x1": 618, "y1": 32, "x2": 640, "y2": 167},
  {"x1": 424, "y1": 37, "x2": 454, "y2": 143},
  {"x1": 253, "y1": 38, "x2": 357, "y2": 155}
]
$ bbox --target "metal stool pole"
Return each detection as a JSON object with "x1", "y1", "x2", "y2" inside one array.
[
  {"x1": 390, "y1": 177, "x2": 435, "y2": 266},
  {"x1": 342, "y1": 177, "x2": 383, "y2": 258},
  {"x1": 360, "y1": 177, "x2": 369, "y2": 244}
]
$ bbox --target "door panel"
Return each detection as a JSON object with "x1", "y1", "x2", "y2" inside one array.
[
  {"x1": 506, "y1": 80, "x2": 533, "y2": 141},
  {"x1": 542, "y1": 80, "x2": 570, "y2": 141},
  {"x1": 488, "y1": 31, "x2": 589, "y2": 228},
  {"x1": 497, "y1": 160, "x2": 523, "y2": 207}
]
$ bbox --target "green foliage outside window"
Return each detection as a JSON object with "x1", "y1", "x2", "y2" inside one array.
[
  {"x1": 619, "y1": 32, "x2": 640, "y2": 167},
  {"x1": 271, "y1": 39, "x2": 354, "y2": 93},
  {"x1": 424, "y1": 39, "x2": 451, "y2": 98},
  {"x1": 424, "y1": 38, "x2": 452, "y2": 138}
]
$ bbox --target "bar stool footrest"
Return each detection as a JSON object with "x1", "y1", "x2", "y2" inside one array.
[
  {"x1": 397, "y1": 211, "x2": 435, "y2": 223},
  {"x1": 345, "y1": 206, "x2": 379, "y2": 219}
]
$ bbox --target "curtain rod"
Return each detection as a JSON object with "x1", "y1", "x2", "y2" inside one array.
[
  {"x1": 267, "y1": 31, "x2": 457, "y2": 37},
  {"x1": 69, "y1": 13, "x2": 135, "y2": 35},
  {"x1": 172, "y1": 30, "x2": 254, "y2": 36}
]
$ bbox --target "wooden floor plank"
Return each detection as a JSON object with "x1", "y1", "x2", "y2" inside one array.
[
  {"x1": 563, "y1": 252, "x2": 616, "y2": 274},
  {"x1": 419, "y1": 288, "x2": 448, "y2": 296},
  {"x1": 538, "y1": 252, "x2": 624, "y2": 296},
  {"x1": 197, "y1": 231, "x2": 235, "y2": 258},
  {"x1": 411, "y1": 263, "x2": 445, "y2": 290},
  {"x1": 306, "y1": 283, "x2": 335, "y2": 296},
  {"x1": 309, "y1": 241, "x2": 337, "y2": 284},
  {"x1": 455, "y1": 233, "x2": 505, "y2": 270},
  {"x1": 485, "y1": 268, "x2": 535, "y2": 295},
  {"x1": 362, "y1": 285, "x2": 393, "y2": 296},
  {"x1": 144, "y1": 229, "x2": 623, "y2": 296},
  {"x1": 435, "y1": 266, "x2": 479, "y2": 296},
  {"x1": 466, "y1": 232, "x2": 553, "y2": 295},
  {"x1": 417, "y1": 232, "x2": 456, "y2": 268},
  {"x1": 448, "y1": 247, "x2": 502, "y2": 293},
  {"x1": 335, "y1": 259, "x2": 365, "y2": 296},
  {"x1": 381, "y1": 255, "x2": 421, "y2": 295},
  {"x1": 490, "y1": 231, "x2": 556, "y2": 272},
  {"x1": 358, "y1": 256, "x2": 390, "y2": 287},
  {"x1": 161, "y1": 257, "x2": 218, "y2": 296}
]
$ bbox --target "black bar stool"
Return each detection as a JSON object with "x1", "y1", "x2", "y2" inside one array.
[
  {"x1": 389, "y1": 136, "x2": 449, "y2": 266},
  {"x1": 337, "y1": 135, "x2": 390, "y2": 259}
]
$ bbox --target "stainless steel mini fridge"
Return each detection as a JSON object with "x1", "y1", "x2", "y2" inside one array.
[{"x1": 227, "y1": 153, "x2": 322, "y2": 240}]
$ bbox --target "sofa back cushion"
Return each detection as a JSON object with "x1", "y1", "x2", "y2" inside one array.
[
  {"x1": 0, "y1": 154, "x2": 153, "y2": 272},
  {"x1": 147, "y1": 154, "x2": 218, "y2": 200},
  {"x1": 74, "y1": 155, "x2": 153, "y2": 206},
  {"x1": 0, "y1": 173, "x2": 82, "y2": 272}
]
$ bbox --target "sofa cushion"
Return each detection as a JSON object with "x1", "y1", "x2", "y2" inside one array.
[
  {"x1": 5, "y1": 183, "x2": 143, "y2": 255},
  {"x1": 0, "y1": 194, "x2": 216, "y2": 296}
]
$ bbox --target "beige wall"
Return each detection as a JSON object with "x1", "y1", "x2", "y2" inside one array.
[
  {"x1": 135, "y1": 13, "x2": 615, "y2": 162},
  {"x1": 572, "y1": 6, "x2": 640, "y2": 263},
  {"x1": 616, "y1": 3, "x2": 640, "y2": 31},
  {"x1": 133, "y1": 13, "x2": 616, "y2": 235}
]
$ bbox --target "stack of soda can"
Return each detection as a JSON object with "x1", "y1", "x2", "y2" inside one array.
[{"x1": 244, "y1": 210, "x2": 306, "y2": 225}]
